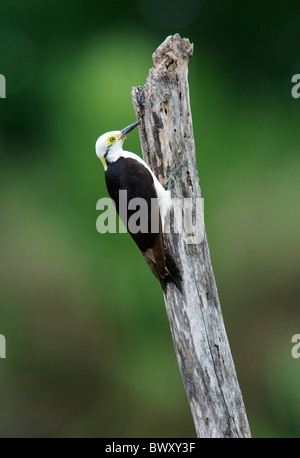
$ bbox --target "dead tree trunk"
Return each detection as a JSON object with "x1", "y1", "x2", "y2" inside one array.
[{"x1": 131, "y1": 33, "x2": 251, "y2": 438}]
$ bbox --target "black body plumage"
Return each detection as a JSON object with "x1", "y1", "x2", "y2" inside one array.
[{"x1": 104, "y1": 157, "x2": 182, "y2": 292}]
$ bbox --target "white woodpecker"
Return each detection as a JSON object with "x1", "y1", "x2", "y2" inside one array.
[{"x1": 95, "y1": 120, "x2": 182, "y2": 292}]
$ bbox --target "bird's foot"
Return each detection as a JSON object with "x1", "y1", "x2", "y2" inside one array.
[{"x1": 164, "y1": 160, "x2": 187, "y2": 195}]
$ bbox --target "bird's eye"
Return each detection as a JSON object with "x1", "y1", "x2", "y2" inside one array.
[{"x1": 108, "y1": 136, "x2": 117, "y2": 144}]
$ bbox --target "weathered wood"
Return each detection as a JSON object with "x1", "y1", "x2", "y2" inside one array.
[{"x1": 131, "y1": 34, "x2": 251, "y2": 438}]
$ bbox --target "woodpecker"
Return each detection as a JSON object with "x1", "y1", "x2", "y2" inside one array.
[{"x1": 95, "y1": 120, "x2": 182, "y2": 292}]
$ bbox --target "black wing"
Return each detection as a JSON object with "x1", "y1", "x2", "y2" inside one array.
[
  {"x1": 105, "y1": 157, "x2": 182, "y2": 291},
  {"x1": 105, "y1": 157, "x2": 163, "y2": 253}
]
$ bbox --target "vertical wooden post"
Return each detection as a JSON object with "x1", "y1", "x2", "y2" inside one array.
[{"x1": 131, "y1": 34, "x2": 251, "y2": 438}]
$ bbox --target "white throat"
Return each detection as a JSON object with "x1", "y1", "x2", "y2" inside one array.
[{"x1": 105, "y1": 143, "x2": 124, "y2": 164}]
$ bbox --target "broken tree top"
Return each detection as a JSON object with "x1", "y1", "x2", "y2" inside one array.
[{"x1": 152, "y1": 33, "x2": 194, "y2": 70}]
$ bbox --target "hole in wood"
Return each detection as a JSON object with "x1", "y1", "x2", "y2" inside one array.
[{"x1": 162, "y1": 100, "x2": 168, "y2": 116}]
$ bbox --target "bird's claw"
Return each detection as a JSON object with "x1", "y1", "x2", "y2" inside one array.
[{"x1": 164, "y1": 160, "x2": 187, "y2": 195}]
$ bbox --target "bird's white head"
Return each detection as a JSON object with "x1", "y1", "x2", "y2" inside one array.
[{"x1": 95, "y1": 120, "x2": 140, "y2": 170}]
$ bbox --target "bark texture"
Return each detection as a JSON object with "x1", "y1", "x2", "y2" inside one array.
[{"x1": 131, "y1": 34, "x2": 251, "y2": 438}]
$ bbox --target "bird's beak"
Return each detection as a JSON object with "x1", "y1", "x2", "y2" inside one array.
[{"x1": 120, "y1": 120, "x2": 140, "y2": 139}]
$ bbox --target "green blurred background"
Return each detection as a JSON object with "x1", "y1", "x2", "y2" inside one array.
[{"x1": 0, "y1": 0, "x2": 300, "y2": 438}]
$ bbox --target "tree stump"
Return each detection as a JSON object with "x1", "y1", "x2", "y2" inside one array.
[{"x1": 131, "y1": 33, "x2": 251, "y2": 438}]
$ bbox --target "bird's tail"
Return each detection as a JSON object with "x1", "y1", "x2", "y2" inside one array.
[{"x1": 163, "y1": 250, "x2": 183, "y2": 293}]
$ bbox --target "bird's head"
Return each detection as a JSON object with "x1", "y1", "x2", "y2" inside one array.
[{"x1": 95, "y1": 120, "x2": 140, "y2": 170}]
